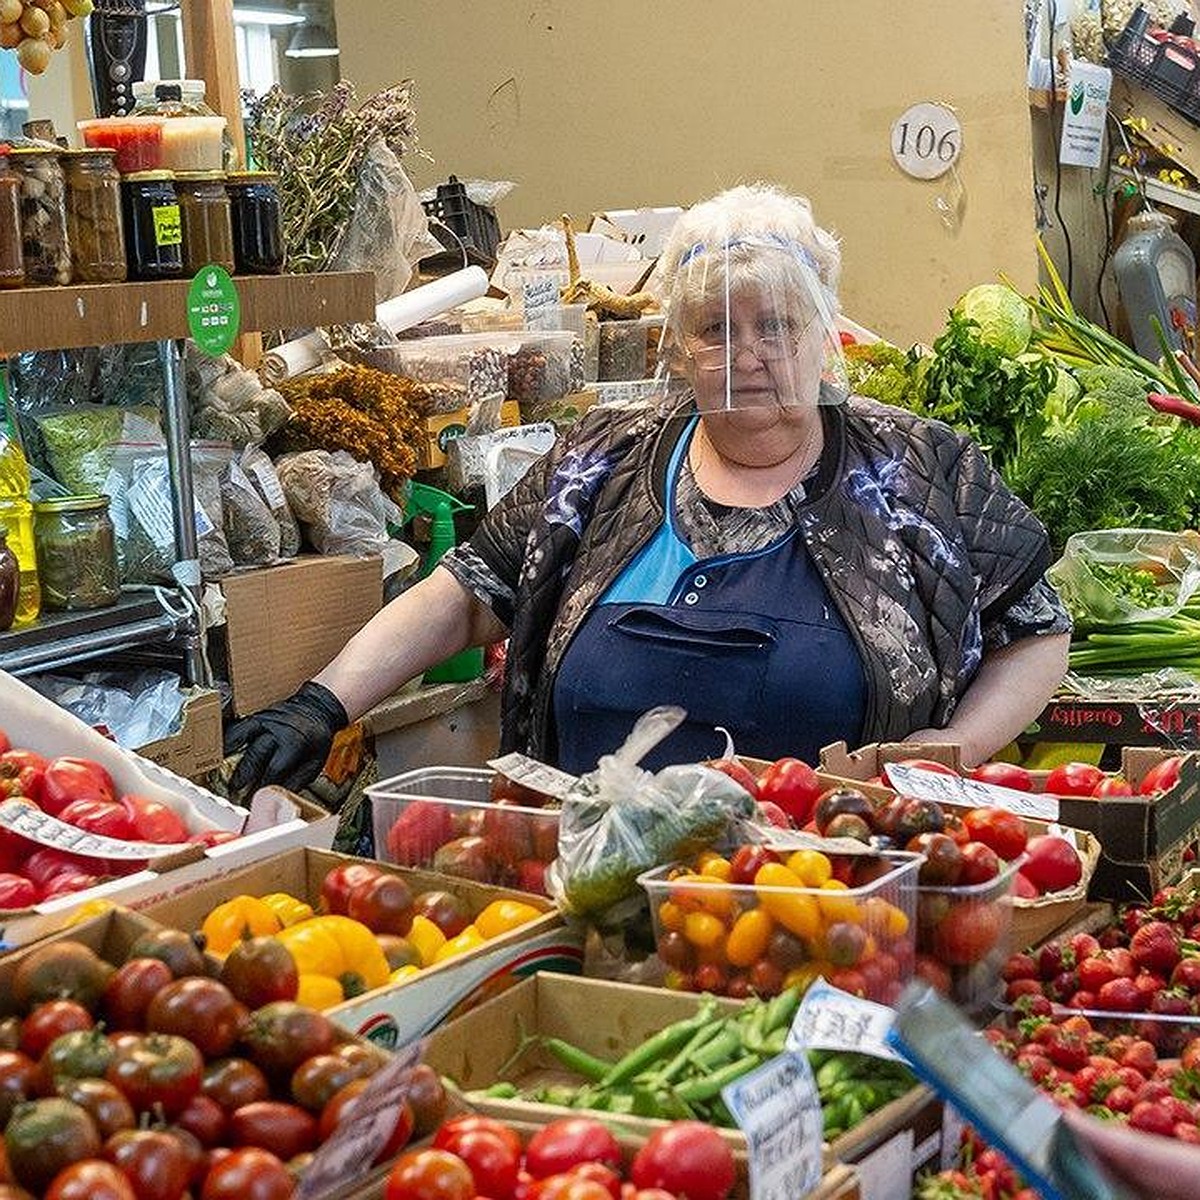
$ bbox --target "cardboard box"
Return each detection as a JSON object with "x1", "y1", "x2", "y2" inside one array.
[
  {"x1": 141, "y1": 847, "x2": 585, "y2": 1049},
  {"x1": 1027, "y1": 694, "x2": 1200, "y2": 750},
  {"x1": 421, "y1": 400, "x2": 521, "y2": 470},
  {"x1": 136, "y1": 687, "x2": 223, "y2": 779},
  {"x1": 424, "y1": 974, "x2": 942, "y2": 1192},
  {"x1": 217, "y1": 555, "x2": 383, "y2": 717},
  {"x1": 820, "y1": 741, "x2": 1200, "y2": 903}
]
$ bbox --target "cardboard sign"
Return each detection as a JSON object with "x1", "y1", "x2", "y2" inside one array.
[
  {"x1": 788, "y1": 980, "x2": 907, "y2": 1063},
  {"x1": 722, "y1": 1053, "x2": 823, "y2": 1200},
  {"x1": 883, "y1": 763, "x2": 1060, "y2": 822}
]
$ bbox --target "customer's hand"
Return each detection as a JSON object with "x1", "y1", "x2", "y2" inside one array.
[
  {"x1": 224, "y1": 681, "x2": 349, "y2": 798},
  {"x1": 1063, "y1": 1108, "x2": 1200, "y2": 1200}
]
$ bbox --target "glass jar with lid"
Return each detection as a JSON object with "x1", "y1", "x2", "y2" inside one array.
[
  {"x1": 9, "y1": 148, "x2": 70, "y2": 286},
  {"x1": 0, "y1": 155, "x2": 24, "y2": 289},
  {"x1": 0, "y1": 525, "x2": 18, "y2": 632},
  {"x1": 121, "y1": 171, "x2": 183, "y2": 280},
  {"x1": 34, "y1": 495, "x2": 120, "y2": 612},
  {"x1": 226, "y1": 171, "x2": 284, "y2": 274},
  {"x1": 63, "y1": 149, "x2": 126, "y2": 284},
  {"x1": 176, "y1": 172, "x2": 235, "y2": 275}
]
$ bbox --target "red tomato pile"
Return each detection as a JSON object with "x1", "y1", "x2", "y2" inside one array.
[
  {"x1": 385, "y1": 1115, "x2": 737, "y2": 1200},
  {"x1": 384, "y1": 777, "x2": 560, "y2": 897},
  {"x1": 0, "y1": 728, "x2": 234, "y2": 909},
  {"x1": 0, "y1": 932, "x2": 446, "y2": 1199}
]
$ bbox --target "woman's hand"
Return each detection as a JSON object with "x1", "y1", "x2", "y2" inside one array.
[{"x1": 1062, "y1": 1108, "x2": 1200, "y2": 1200}]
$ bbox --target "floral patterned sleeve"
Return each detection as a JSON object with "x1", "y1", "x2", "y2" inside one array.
[
  {"x1": 981, "y1": 575, "x2": 1073, "y2": 652},
  {"x1": 439, "y1": 543, "x2": 517, "y2": 629}
]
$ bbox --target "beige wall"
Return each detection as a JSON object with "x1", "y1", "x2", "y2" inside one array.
[{"x1": 336, "y1": 0, "x2": 1040, "y2": 344}]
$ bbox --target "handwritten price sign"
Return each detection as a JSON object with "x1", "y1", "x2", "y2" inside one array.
[
  {"x1": 882, "y1": 764, "x2": 1060, "y2": 822},
  {"x1": 787, "y1": 980, "x2": 907, "y2": 1064}
]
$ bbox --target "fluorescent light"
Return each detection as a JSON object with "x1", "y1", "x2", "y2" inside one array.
[{"x1": 285, "y1": 20, "x2": 337, "y2": 57}]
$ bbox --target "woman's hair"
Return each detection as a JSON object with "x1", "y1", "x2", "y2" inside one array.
[{"x1": 651, "y1": 183, "x2": 841, "y2": 339}]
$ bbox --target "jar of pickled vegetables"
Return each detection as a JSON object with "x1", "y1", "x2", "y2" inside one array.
[
  {"x1": 9, "y1": 148, "x2": 71, "y2": 287},
  {"x1": 226, "y1": 171, "x2": 283, "y2": 274},
  {"x1": 0, "y1": 155, "x2": 24, "y2": 290},
  {"x1": 64, "y1": 149, "x2": 126, "y2": 284},
  {"x1": 121, "y1": 171, "x2": 183, "y2": 280},
  {"x1": 176, "y1": 172, "x2": 235, "y2": 275},
  {"x1": 34, "y1": 495, "x2": 120, "y2": 612}
]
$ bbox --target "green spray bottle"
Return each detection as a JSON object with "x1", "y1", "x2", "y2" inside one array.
[{"x1": 404, "y1": 480, "x2": 485, "y2": 684}]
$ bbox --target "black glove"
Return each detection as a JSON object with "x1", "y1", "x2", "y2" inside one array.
[{"x1": 225, "y1": 681, "x2": 349, "y2": 797}]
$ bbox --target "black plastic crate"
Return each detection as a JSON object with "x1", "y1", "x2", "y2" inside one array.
[
  {"x1": 1108, "y1": 4, "x2": 1200, "y2": 126},
  {"x1": 422, "y1": 175, "x2": 502, "y2": 264}
]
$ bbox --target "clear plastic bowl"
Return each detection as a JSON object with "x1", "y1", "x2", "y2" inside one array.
[
  {"x1": 78, "y1": 117, "x2": 165, "y2": 174},
  {"x1": 159, "y1": 116, "x2": 226, "y2": 172}
]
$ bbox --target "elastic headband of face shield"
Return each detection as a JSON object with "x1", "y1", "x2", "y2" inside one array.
[{"x1": 655, "y1": 233, "x2": 849, "y2": 411}]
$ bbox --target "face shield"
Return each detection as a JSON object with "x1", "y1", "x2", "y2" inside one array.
[{"x1": 654, "y1": 234, "x2": 848, "y2": 413}]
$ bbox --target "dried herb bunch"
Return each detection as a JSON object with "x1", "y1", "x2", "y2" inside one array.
[
  {"x1": 274, "y1": 366, "x2": 426, "y2": 497},
  {"x1": 246, "y1": 80, "x2": 421, "y2": 274}
]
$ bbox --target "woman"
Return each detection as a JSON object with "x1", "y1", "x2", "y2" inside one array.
[{"x1": 227, "y1": 183, "x2": 1070, "y2": 794}]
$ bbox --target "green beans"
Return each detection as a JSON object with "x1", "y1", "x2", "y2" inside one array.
[{"x1": 542, "y1": 1038, "x2": 615, "y2": 1083}]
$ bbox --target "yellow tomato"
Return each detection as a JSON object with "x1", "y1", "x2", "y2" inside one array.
[
  {"x1": 862, "y1": 897, "x2": 910, "y2": 939},
  {"x1": 474, "y1": 899, "x2": 542, "y2": 939},
  {"x1": 434, "y1": 927, "x2": 485, "y2": 963},
  {"x1": 407, "y1": 915, "x2": 447, "y2": 966},
  {"x1": 755, "y1": 863, "x2": 820, "y2": 940},
  {"x1": 817, "y1": 879, "x2": 862, "y2": 925},
  {"x1": 786, "y1": 850, "x2": 832, "y2": 887},
  {"x1": 296, "y1": 973, "x2": 343, "y2": 1009},
  {"x1": 726, "y1": 907, "x2": 773, "y2": 967},
  {"x1": 683, "y1": 911, "x2": 726, "y2": 949},
  {"x1": 699, "y1": 857, "x2": 733, "y2": 882},
  {"x1": 658, "y1": 900, "x2": 686, "y2": 932},
  {"x1": 389, "y1": 964, "x2": 421, "y2": 984}
]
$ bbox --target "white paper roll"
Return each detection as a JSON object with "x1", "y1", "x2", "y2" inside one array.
[
  {"x1": 375, "y1": 266, "x2": 490, "y2": 334},
  {"x1": 260, "y1": 331, "x2": 329, "y2": 385}
]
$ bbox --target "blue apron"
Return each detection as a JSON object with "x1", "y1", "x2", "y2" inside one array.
[{"x1": 552, "y1": 418, "x2": 867, "y2": 773}]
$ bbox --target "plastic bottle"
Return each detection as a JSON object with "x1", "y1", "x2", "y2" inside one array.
[
  {"x1": 0, "y1": 370, "x2": 40, "y2": 625},
  {"x1": 405, "y1": 480, "x2": 483, "y2": 684}
]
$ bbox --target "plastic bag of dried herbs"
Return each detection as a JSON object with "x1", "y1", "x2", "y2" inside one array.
[
  {"x1": 239, "y1": 445, "x2": 300, "y2": 558},
  {"x1": 35, "y1": 405, "x2": 163, "y2": 495},
  {"x1": 221, "y1": 459, "x2": 281, "y2": 566}
]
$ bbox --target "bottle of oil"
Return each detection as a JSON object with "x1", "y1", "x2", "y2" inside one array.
[{"x1": 0, "y1": 369, "x2": 40, "y2": 625}]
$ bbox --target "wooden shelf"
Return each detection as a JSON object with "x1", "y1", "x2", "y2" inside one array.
[
  {"x1": 0, "y1": 271, "x2": 375, "y2": 354},
  {"x1": 1111, "y1": 165, "x2": 1200, "y2": 214}
]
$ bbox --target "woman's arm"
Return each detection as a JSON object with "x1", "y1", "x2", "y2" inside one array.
[
  {"x1": 314, "y1": 564, "x2": 508, "y2": 721},
  {"x1": 906, "y1": 632, "x2": 1069, "y2": 766}
]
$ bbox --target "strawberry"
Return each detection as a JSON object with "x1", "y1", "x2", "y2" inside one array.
[
  {"x1": 1120, "y1": 1039, "x2": 1157, "y2": 1076},
  {"x1": 1049, "y1": 970, "x2": 1080, "y2": 1002},
  {"x1": 1135, "y1": 1079, "x2": 1172, "y2": 1105},
  {"x1": 1038, "y1": 942, "x2": 1069, "y2": 980},
  {"x1": 1130, "y1": 1099, "x2": 1177, "y2": 1137},
  {"x1": 1002, "y1": 952, "x2": 1038, "y2": 982},
  {"x1": 1132, "y1": 921, "x2": 1183, "y2": 975},
  {"x1": 1071, "y1": 932, "x2": 1102, "y2": 961},
  {"x1": 1005, "y1": 978, "x2": 1043, "y2": 1003},
  {"x1": 1172, "y1": 958, "x2": 1200, "y2": 993},
  {"x1": 1107, "y1": 947, "x2": 1137, "y2": 979},
  {"x1": 1115, "y1": 1066, "x2": 1146, "y2": 1091},
  {"x1": 1013, "y1": 993, "x2": 1053, "y2": 1018},
  {"x1": 1174, "y1": 1122, "x2": 1200, "y2": 1144},
  {"x1": 1105, "y1": 1085, "x2": 1137, "y2": 1113},
  {"x1": 1149, "y1": 987, "x2": 1194, "y2": 1016},
  {"x1": 916, "y1": 1170, "x2": 986, "y2": 1199},
  {"x1": 1134, "y1": 972, "x2": 1167, "y2": 1005},
  {"x1": 1078, "y1": 956, "x2": 1117, "y2": 993},
  {"x1": 1047, "y1": 1031, "x2": 1089, "y2": 1070},
  {"x1": 1097, "y1": 977, "x2": 1142, "y2": 1012},
  {"x1": 1068, "y1": 990, "x2": 1097, "y2": 1010},
  {"x1": 385, "y1": 799, "x2": 453, "y2": 865},
  {"x1": 1123, "y1": 906, "x2": 1150, "y2": 935}
]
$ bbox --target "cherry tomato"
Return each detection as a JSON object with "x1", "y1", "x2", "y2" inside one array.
[
  {"x1": 45, "y1": 1160, "x2": 135, "y2": 1200},
  {"x1": 968, "y1": 762, "x2": 1033, "y2": 791},
  {"x1": 103, "y1": 959, "x2": 176, "y2": 1032},
  {"x1": 102, "y1": 1129, "x2": 192, "y2": 1200},
  {"x1": 57, "y1": 800, "x2": 136, "y2": 841},
  {"x1": 384, "y1": 1149, "x2": 474, "y2": 1200},
  {"x1": 963, "y1": 807, "x2": 1028, "y2": 861},
  {"x1": 118, "y1": 796, "x2": 188, "y2": 844},
  {"x1": 438, "y1": 1128, "x2": 519, "y2": 1200},
  {"x1": 199, "y1": 1147, "x2": 294, "y2": 1200},
  {"x1": 145, "y1": 979, "x2": 244, "y2": 1059},
  {"x1": 756, "y1": 758, "x2": 821, "y2": 826},
  {"x1": 41, "y1": 758, "x2": 115, "y2": 817},
  {"x1": 567, "y1": 1164, "x2": 622, "y2": 1200},
  {"x1": 728, "y1": 845, "x2": 780, "y2": 886},
  {"x1": 1044, "y1": 762, "x2": 1104, "y2": 798},
  {"x1": 20, "y1": 1002, "x2": 93, "y2": 1060},
  {"x1": 535, "y1": 1178, "x2": 613, "y2": 1200}
]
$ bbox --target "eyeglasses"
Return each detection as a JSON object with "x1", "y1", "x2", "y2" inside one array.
[{"x1": 685, "y1": 335, "x2": 799, "y2": 372}]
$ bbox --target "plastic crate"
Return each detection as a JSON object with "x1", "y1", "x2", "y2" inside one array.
[
  {"x1": 1108, "y1": 6, "x2": 1200, "y2": 126},
  {"x1": 366, "y1": 767, "x2": 560, "y2": 897},
  {"x1": 422, "y1": 175, "x2": 502, "y2": 263}
]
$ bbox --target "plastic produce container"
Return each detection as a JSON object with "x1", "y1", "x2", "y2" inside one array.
[
  {"x1": 639, "y1": 851, "x2": 920, "y2": 1001},
  {"x1": 78, "y1": 117, "x2": 165, "y2": 174},
  {"x1": 160, "y1": 116, "x2": 226, "y2": 172},
  {"x1": 365, "y1": 332, "x2": 519, "y2": 412},
  {"x1": 367, "y1": 767, "x2": 560, "y2": 897},
  {"x1": 509, "y1": 330, "x2": 587, "y2": 411},
  {"x1": 599, "y1": 315, "x2": 665, "y2": 381},
  {"x1": 917, "y1": 859, "x2": 1021, "y2": 1017}
]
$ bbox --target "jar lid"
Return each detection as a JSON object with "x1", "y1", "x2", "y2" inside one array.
[
  {"x1": 62, "y1": 147, "x2": 118, "y2": 163},
  {"x1": 34, "y1": 494, "x2": 110, "y2": 514},
  {"x1": 226, "y1": 170, "x2": 278, "y2": 185},
  {"x1": 123, "y1": 170, "x2": 176, "y2": 182},
  {"x1": 7, "y1": 146, "x2": 59, "y2": 158},
  {"x1": 174, "y1": 170, "x2": 226, "y2": 182}
]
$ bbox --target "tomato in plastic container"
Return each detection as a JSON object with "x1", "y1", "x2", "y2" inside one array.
[{"x1": 77, "y1": 118, "x2": 165, "y2": 174}]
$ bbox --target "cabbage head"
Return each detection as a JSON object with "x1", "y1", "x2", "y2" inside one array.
[{"x1": 953, "y1": 284, "x2": 1033, "y2": 357}]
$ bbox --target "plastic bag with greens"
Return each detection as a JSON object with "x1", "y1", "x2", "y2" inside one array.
[
  {"x1": 35, "y1": 405, "x2": 163, "y2": 495},
  {"x1": 1049, "y1": 528, "x2": 1200, "y2": 628},
  {"x1": 548, "y1": 706, "x2": 758, "y2": 917}
]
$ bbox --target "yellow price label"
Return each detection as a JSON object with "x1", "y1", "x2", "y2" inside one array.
[{"x1": 153, "y1": 204, "x2": 182, "y2": 247}]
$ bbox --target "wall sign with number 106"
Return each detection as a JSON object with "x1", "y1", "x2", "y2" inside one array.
[{"x1": 891, "y1": 102, "x2": 962, "y2": 180}]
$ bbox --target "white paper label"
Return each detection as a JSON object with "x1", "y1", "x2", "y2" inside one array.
[
  {"x1": 127, "y1": 465, "x2": 177, "y2": 553},
  {"x1": 192, "y1": 496, "x2": 214, "y2": 538},
  {"x1": 296, "y1": 1038, "x2": 426, "y2": 1200},
  {"x1": 856, "y1": 1129, "x2": 914, "y2": 1200},
  {"x1": 788, "y1": 980, "x2": 907, "y2": 1063},
  {"x1": 1059, "y1": 61, "x2": 1112, "y2": 169},
  {"x1": 883, "y1": 763, "x2": 1060, "y2": 822},
  {"x1": 940, "y1": 1104, "x2": 967, "y2": 1170},
  {"x1": 0, "y1": 799, "x2": 191, "y2": 859},
  {"x1": 102, "y1": 468, "x2": 129, "y2": 540},
  {"x1": 487, "y1": 752, "x2": 579, "y2": 801},
  {"x1": 891, "y1": 102, "x2": 962, "y2": 180},
  {"x1": 722, "y1": 1053, "x2": 824, "y2": 1200},
  {"x1": 249, "y1": 458, "x2": 287, "y2": 509},
  {"x1": 522, "y1": 275, "x2": 560, "y2": 319}
]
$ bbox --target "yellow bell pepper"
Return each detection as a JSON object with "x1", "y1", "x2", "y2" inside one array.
[
  {"x1": 296, "y1": 973, "x2": 344, "y2": 1009},
  {"x1": 276, "y1": 915, "x2": 389, "y2": 998},
  {"x1": 473, "y1": 899, "x2": 542, "y2": 939},
  {"x1": 434, "y1": 927, "x2": 485, "y2": 963},
  {"x1": 201, "y1": 895, "x2": 283, "y2": 955},
  {"x1": 260, "y1": 893, "x2": 315, "y2": 928}
]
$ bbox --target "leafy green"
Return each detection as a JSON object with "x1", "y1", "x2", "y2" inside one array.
[
  {"x1": 844, "y1": 342, "x2": 929, "y2": 411},
  {"x1": 955, "y1": 283, "x2": 1033, "y2": 357}
]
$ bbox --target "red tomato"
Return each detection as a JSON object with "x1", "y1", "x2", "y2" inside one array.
[
  {"x1": 58, "y1": 799, "x2": 136, "y2": 841},
  {"x1": 103, "y1": 959, "x2": 177, "y2": 1032},
  {"x1": 433, "y1": 1117, "x2": 522, "y2": 1160},
  {"x1": 20, "y1": 1002, "x2": 94, "y2": 1059},
  {"x1": 968, "y1": 762, "x2": 1033, "y2": 792},
  {"x1": 319, "y1": 864, "x2": 384, "y2": 915},
  {"x1": 630, "y1": 1122, "x2": 736, "y2": 1200},
  {"x1": 439, "y1": 1129, "x2": 519, "y2": 1200},
  {"x1": 957, "y1": 841, "x2": 1001, "y2": 885},
  {"x1": 102, "y1": 1129, "x2": 192, "y2": 1200},
  {"x1": 45, "y1": 1160, "x2": 135, "y2": 1200},
  {"x1": 41, "y1": 873, "x2": 102, "y2": 900},
  {"x1": 932, "y1": 902, "x2": 1003, "y2": 965},
  {"x1": 106, "y1": 1034, "x2": 203, "y2": 1118},
  {"x1": 41, "y1": 758, "x2": 116, "y2": 817},
  {"x1": 728, "y1": 844, "x2": 780, "y2": 885},
  {"x1": 1044, "y1": 762, "x2": 1104, "y2": 798},
  {"x1": 1022, "y1": 835, "x2": 1082, "y2": 893},
  {"x1": 708, "y1": 759, "x2": 760, "y2": 800},
  {"x1": 1139, "y1": 757, "x2": 1183, "y2": 796},
  {"x1": 228, "y1": 1102, "x2": 317, "y2": 1162},
  {"x1": 199, "y1": 1147, "x2": 294, "y2": 1200},
  {"x1": 23, "y1": 849, "x2": 100, "y2": 888},
  {"x1": 566, "y1": 1164, "x2": 622, "y2": 1200},
  {"x1": 175, "y1": 1094, "x2": 227, "y2": 1148},
  {"x1": 1093, "y1": 778, "x2": 1135, "y2": 798},
  {"x1": 963, "y1": 808, "x2": 1027, "y2": 861},
  {"x1": 384, "y1": 1149, "x2": 474, "y2": 1200},
  {"x1": 0, "y1": 873, "x2": 37, "y2": 908},
  {"x1": 756, "y1": 758, "x2": 821, "y2": 826},
  {"x1": 119, "y1": 796, "x2": 188, "y2": 845},
  {"x1": 535, "y1": 1178, "x2": 613, "y2": 1200},
  {"x1": 145, "y1": 979, "x2": 244, "y2": 1059},
  {"x1": 0, "y1": 749, "x2": 47, "y2": 806},
  {"x1": 525, "y1": 1119, "x2": 622, "y2": 1180},
  {"x1": 881, "y1": 759, "x2": 956, "y2": 788}
]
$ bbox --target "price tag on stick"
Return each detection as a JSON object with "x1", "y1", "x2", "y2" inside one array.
[{"x1": 787, "y1": 980, "x2": 908, "y2": 1063}]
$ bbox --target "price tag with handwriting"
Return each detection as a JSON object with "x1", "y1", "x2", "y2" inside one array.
[
  {"x1": 0, "y1": 799, "x2": 192, "y2": 860},
  {"x1": 787, "y1": 980, "x2": 907, "y2": 1063},
  {"x1": 488, "y1": 753, "x2": 578, "y2": 801},
  {"x1": 722, "y1": 1053, "x2": 823, "y2": 1200},
  {"x1": 882, "y1": 764, "x2": 1059, "y2": 822}
]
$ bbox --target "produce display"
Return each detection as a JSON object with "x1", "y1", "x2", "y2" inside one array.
[
  {"x1": 193, "y1": 860, "x2": 545, "y2": 1009},
  {"x1": 0, "y1": 0, "x2": 92, "y2": 77},
  {"x1": 0, "y1": 933, "x2": 448, "y2": 1199}
]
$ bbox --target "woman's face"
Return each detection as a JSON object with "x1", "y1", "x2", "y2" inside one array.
[{"x1": 680, "y1": 288, "x2": 824, "y2": 414}]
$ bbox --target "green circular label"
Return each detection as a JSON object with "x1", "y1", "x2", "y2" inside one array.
[{"x1": 187, "y1": 265, "x2": 241, "y2": 357}]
